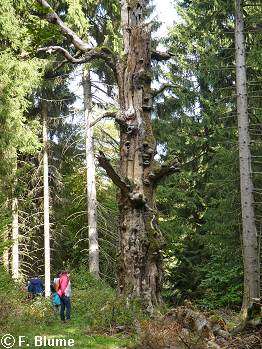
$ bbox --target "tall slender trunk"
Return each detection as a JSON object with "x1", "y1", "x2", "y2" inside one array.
[
  {"x1": 12, "y1": 198, "x2": 19, "y2": 280},
  {"x1": 2, "y1": 230, "x2": 9, "y2": 272},
  {"x1": 43, "y1": 101, "x2": 51, "y2": 297},
  {"x1": 83, "y1": 66, "x2": 99, "y2": 278},
  {"x1": 235, "y1": 0, "x2": 260, "y2": 317},
  {"x1": 12, "y1": 152, "x2": 19, "y2": 281}
]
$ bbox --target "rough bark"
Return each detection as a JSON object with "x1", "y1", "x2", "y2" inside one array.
[
  {"x1": 111, "y1": 0, "x2": 164, "y2": 310},
  {"x1": 43, "y1": 102, "x2": 51, "y2": 297},
  {"x1": 235, "y1": 0, "x2": 260, "y2": 317},
  {"x1": 83, "y1": 67, "x2": 100, "y2": 278}
]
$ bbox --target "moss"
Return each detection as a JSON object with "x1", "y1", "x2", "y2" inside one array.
[
  {"x1": 227, "y1": 322, "x2": 237, "y2": 331},
  {"x1": 145, "y1": 214, "x2": 162, "y2": 252},
  {"x1": 97, "y1": 46, "x2": 114, "y2": 55},
  {"x1": 210, "y1": 313, "x2": 222, "y2": 322},
  {"x1": 127, "y1": 0, "x2": 139, "y2": 9},
  {"x1": 150, "y1": 160, "x2": 161, "y2": 173}
]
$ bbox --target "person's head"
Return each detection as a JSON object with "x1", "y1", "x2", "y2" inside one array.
[
  {"x1": 56, "y1": 272, "x2": 61, "y2": 278},
  {"x1": 60, "y1": 270, "x2": 70, "y2": 279}
]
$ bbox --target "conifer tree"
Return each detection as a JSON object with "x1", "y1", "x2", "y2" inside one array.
[{"x1": 235, "y1": 0, "x2": 260, "y2": 317}]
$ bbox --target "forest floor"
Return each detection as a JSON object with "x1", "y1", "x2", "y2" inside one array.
[
  {"x1": 1, "y1": 271, "x2": 261, "y2": 349},
  {"x1": 1, "y1": 297, "x2": 261, "y2": 349},
  {"x1": 3, "y1": 317, "x2": 135, "y2": 349}
]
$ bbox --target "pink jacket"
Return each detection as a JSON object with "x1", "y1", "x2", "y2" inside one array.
[{"x1": 57, "y1": 274, "x2": 71, "y2": 297}]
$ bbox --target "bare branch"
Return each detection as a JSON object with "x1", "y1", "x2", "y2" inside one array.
[
  {"x1": 36, "y1": 0, "x2": 117, "y2": 72},
  {"x1": 37, "y1": 46, "x2": 117, "y2": 72},
  {"x1": 37, "y1": 46, "x2": 82, "y2": 63},
  {"x1": 89, "y1": 110, "x2": 126, "y2": 129},
  {"x1": 97, "y1": 151, "x2": 130, "y2": 193},
  {"x1": 151, "y1": 159, "x2": 180, "y2": 185},
  {"x1": 151, "y1": 50, "x2": 174, "y2": 61},
  {"x1": 90, "y1": 111, "x2": 117, "y2": 128}
]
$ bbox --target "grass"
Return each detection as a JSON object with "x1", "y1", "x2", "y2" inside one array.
[
  {"x1": 1, "y1": 315, "x2": 135, "y2": 349},
  {"x1": 0, "y1": 269, "x2": 139, "y2": 348}
]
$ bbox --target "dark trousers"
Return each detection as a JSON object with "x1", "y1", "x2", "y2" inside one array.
[{"x1": 60, "y1": 296, "x2": 71, "y2": 320}]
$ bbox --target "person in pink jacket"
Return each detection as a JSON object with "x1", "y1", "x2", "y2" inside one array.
[{"x1": 57, "y1": 271, "x2": 71, "y2": 321}]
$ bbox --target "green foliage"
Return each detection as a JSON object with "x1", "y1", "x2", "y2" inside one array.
[
  {"x1": 0, "y1": 267, "x2": 18, "y2": 293},
  {"x1": 0, "y1": 268, "x2": 26, "y2": 329},
  {"x1": 154, "y1": 0, "x2": 254, "y2": 309},
  {"x1": 51, "y1": 119, "x2": 119, "y2": 282},
  {"x1": 65, "y1": 0, "x2": 90, "y2": 38},
  {"x1": 0, "y1": 53, "x2": 41, "y2": 152},
  {"x1": 72, "y1": 266, "x2": 113, "y2": 291},
  {"x1": 0, "y1": 0, "x2": 44, "y2": 233},
  {"x1": 71, "y1": 267, "x2": 145, "y2": 328},
  {"x1": 26, "y1": 297, "x2": 57, "y2": 325},
  {"x1": 0, "y1": 271, "x2": 135, "y2": 348},
  {"x1": 197, "y1": 261, "x2": 243, "y2": 309},
  {"x1": 0, "y1": 267, "x2": 143, "y2": 336},
  {"x1": 158, "y1": 143, "x2": 242, "y2": 307}
]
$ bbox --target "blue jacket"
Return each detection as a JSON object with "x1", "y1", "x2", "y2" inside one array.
[
  {"x1": 52, "y1": 292, "x2": 61, "y2": 306},
  {"x1": 28, "y1": 278, "x2": 44, "y2": 295}
]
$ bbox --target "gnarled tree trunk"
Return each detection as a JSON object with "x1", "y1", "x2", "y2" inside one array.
[{"x1": 115, "y1": 0, "x2": 163, "y2": 310}]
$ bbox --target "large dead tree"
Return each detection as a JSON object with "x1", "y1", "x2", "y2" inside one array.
[{"x1": 36, "y1": 0, "x2": 179, "y2": 309}]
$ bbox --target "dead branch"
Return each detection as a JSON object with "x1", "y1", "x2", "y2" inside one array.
[
  {"x1": 89, "y1": 111, "x2": 118, "y2": 128},
  {"x1": 36, "y1": 0, "x2": 117, "y2": 72},
  {"x1": 151, "y1": 50, "x2": 174, "y2": 61},
  {"x1": 151, "y1": 159, "x2": 180, "y2": 185},
  {"x1": 152, "y1": 83, "x2": 179, "y2": 97},
  {"x1": 97, "y1": 151, "x2": 130, "y2": 193},
  {"x1": 37, "y1": 46, "x2": 84, "y2": 63},
  {"x1": 36, "y1": 0, "x2": 89, "y2": 51}
]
